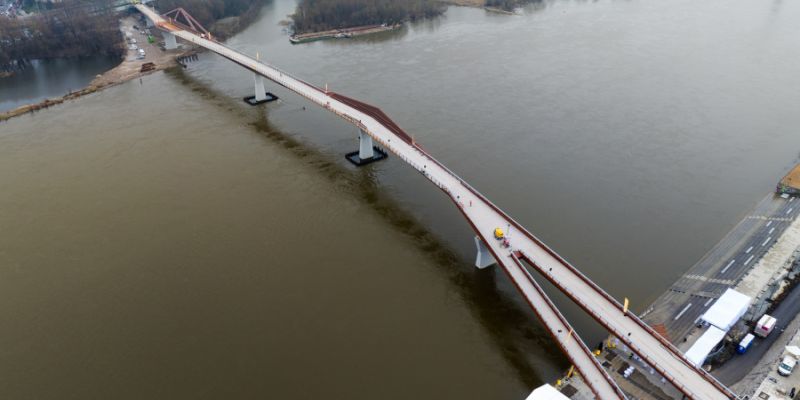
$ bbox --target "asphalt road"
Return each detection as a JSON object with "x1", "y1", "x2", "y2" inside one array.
[{"x1": 643, "y1": 194, "x2": 800, "y2": 342}]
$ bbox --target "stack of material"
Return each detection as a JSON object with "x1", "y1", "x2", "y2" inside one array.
[{"x1": 778, "y1": 164, "x2": 800, "y2": 195}]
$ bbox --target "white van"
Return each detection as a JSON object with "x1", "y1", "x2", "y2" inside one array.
[
  {"x1": 779, "y1": 355, "x2": 797, "y2": 376},
  {"x1": 778, "y1": 346, "x2": 800, "y2": 376}
]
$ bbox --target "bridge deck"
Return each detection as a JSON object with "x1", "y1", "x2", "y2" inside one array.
[{"x1": 137, "y1": 5, "x2": 737, "y2": 400}]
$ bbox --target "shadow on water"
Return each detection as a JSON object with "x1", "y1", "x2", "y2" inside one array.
[{"x1": 164, "y1": 66, "x2": 569, "y2": 387}]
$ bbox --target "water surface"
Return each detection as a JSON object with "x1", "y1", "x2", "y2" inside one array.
[
  {"x1": 0, "y1": 56, "x2": 121, "y2": 112},
  {"x1": 2, "y1": 0, "x2": 800, "y2": 398}
]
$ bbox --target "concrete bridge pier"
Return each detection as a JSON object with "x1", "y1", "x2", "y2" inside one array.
[
  {"x1": 243, "y1": 73, "x2": 278, "y2": 105},
  {"x1": 345, "y1": 130, "x2": 387, "y2": 166},
  {"x1": 164, "y1": 31, "x2": 178, "y2": 50},
  {"x1": 359, "y1": 130, "x2": 374, "y2": 160},
  {"x1": 254, "y1": 74, "x2": 267, "y2": 102},
  {"x1": 474, "y1": 236, "x2": 497, "y2": 269}
]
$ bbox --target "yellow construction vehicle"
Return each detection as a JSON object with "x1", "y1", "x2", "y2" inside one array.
[{"x1": 494, "y1": 228, "x2": 504, "y2": 240}]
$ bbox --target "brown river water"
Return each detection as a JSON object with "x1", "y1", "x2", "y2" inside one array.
[{"x1": 1, "y1": 0, "x2": 800, "y2": 398}]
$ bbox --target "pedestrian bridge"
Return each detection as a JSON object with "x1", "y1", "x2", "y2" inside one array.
[{"x1": 136, "y1": 5, "x2": 738, "y2": 400}]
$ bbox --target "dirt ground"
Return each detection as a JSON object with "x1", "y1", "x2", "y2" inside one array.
[
  {"x1": 780, "y1": 164, "x2": 800, "y2": 192},
  {"x1": 91, "y1": 17, "x2": 187, "y2": 87}
]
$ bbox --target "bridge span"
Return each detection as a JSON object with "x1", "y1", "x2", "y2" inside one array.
[{"x1": 136, "y1": 5, "x2": 738, "y2": 400}]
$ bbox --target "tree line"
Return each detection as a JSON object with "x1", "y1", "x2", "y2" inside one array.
[
  {"x1": 0, "y1": 1, "x2": 124, "y2": 73},
  {"x1": 154, "y1": 0, "x2": 264, "y2": 32},
  {"x1": 291, "y1": 0, "x2": 445, "y2": 34},
  {"x1": 0, "y1": 0, "x2": 266, "y2": 74}
]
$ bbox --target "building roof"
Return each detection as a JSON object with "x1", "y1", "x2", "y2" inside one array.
[
  {"x1": 686, "y1": 326, "x2": 727, "y2": 367},
  {"x1": 701, "y1": 288, "x2": 752, "y2": 331},
  {"x1": 525, "y1": 384, "x2": 571, "y2": 400}
]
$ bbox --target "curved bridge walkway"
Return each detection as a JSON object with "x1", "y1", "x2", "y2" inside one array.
[{"x1": 136, "y1": 5, "x2": 738, "y2": 400}]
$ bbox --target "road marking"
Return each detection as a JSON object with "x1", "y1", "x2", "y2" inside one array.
[
  {"x1": 745, "y1": 246, "x2": 754, "y2": 254},
  {"x1": 748, "y1": 216, "x2": 791, "y2": 221},
  {"x1": 762, "y1": 237, "x2": 772, "y2": 246},
  {"x1": 744, "y1": 255, "x2": 755, "y2": 266},
  {"x1": 704, "y1": 298, "x2": 714, "y2": 307},
  {"x1": 720, "y1": 259, "x2": 736, "y2": 274},
  {"x1": 767, "y1": 220, "x2": 774, "y2": 227},
  {"x1": 791, "y1": 197, "x2": 795, "y2": 202},
  {"x1": 685, "y1": 275, "x2": 735, "y2": 285},
  {"x1": 674, "y1": 303, "x2": 692, "y2": 320},
  {"x1": 769, "y1": 227, "x2": 776, "y2": 234},
  {"x1": 788, "y1": 208, "x2": 794, "y2": 215}
]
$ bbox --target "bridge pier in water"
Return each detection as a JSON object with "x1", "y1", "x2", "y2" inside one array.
[
  {"x1": 345, "y1": 130, "x2": 387, "y2": 166},
  {"x1": 244, "y1": 74, "x2": 279, "y2": 105},
  {"x1": 474, "y1": 236, "x2": 497, "y2": 269},
  {"x1": 164, "y1": 32, "x2": 178, "y2": 50}
]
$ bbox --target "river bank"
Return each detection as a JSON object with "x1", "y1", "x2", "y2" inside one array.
[
  {"x1": 287, "y1": 0, "x2": 515, "y2": 44},
  {"x1": 0, "y1": 17, "x2": 187, "y2": 123},
  {"x1": 1, "y1": 1, "x2": 264, "y2": 123},
  {"x1": 289, "y1": 24, "x2": 401, "y2": 44}
]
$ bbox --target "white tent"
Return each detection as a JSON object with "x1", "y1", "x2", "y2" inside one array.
[
  {"x1": 701, "y1": 288, "x2": 752, "y2": 331},
  {"x1": 685, "y1": 326, "x2": 727, "y2": 367},
  {"x1": 525, "y1": 384, "x2": 570, "y2": 400}
]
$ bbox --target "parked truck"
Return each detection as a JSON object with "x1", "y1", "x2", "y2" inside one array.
[{"x1": 755, "y1": 314, "x2": 777, "y2": 338}]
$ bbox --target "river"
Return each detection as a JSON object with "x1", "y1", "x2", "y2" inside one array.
[
  {"x1": 1, "y1": 0, "x2": 800, "y2": 398},
  {"x1": 0, "y1": 56, "x2": 121, "y2": 112}
]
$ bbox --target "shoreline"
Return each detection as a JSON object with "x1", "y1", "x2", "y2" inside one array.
[
  {"x1": 287, "y1": 1, "x2": 518, "y2": 44},
  {"x1": 0, "y1": 17, "x2": 189, "y2": 123},
  {"x1": 289, "y1": 24, "x2": 401, "y2": 44},
  {"x1": 484, "y1": 6, "x2": 517, "y2": 15},
  {"x1": 1, "y1": 3, "x2": 263, "y2": 124}
]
